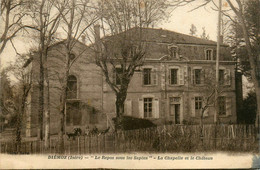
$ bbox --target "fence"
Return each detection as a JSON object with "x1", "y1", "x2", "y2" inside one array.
[{"x1": 0, "y1": 124, "x2": 258, "y2": 154}]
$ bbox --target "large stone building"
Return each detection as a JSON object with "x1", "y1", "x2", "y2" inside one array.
[{"x1": 24, "y1": 28, "x2": 242, "y2": 137}]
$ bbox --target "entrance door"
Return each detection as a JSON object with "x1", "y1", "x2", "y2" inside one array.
[{"x1": 170, "y1": 104, "x2": 180, "y2": 124}]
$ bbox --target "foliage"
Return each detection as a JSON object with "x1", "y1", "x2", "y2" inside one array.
[
  {"x1": 112, "y1": 116, "x2": 156, "y2": 130},
  {"x1": 225, "y1": 0, "x2": 259, "y2": 79},
  {"x1": 238, "y1": 91, "x2": 257, "y2": 124},
  {"x1": 200, "y1": 27, "x2": 209, "y2": 40},
  {"x1": 189, "y1": 24, "x2": 197, "y2": 36},
  {"x1": 0, "y1": 68, "x2": 14, "y2": 127}
]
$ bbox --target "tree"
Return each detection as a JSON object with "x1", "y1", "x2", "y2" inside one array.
[
  {"x1": 200, "y1": 27, "x2": 210, "y2": 39},
  {"x1": 189, "y1": 24, "x2": 197, "y2": 36},
  {"x1": 25, "y1": 0, "x2": 63, "y2": 147},
  {"x1": 0, "y1": 68, "x2": 14, "y2": 129},
  {"x1": 53, "y1": 0, "x2": 97, "y2": 153},
  {"x1": 172, "y1": 0, "x2": 260, "y2": 127},
  {"x1": 239, "y1": 91, "x2": 257, "y2": 124},
  {"x1": 2, "y1": 55, "x2": 32, "y2": 153},
  {"x1": 94, "y1": 0, "x2": 173, "y2": 129},
  {"x1": 0, "y1": 0, "x2": 30, "y2": 54},
  {"x1": 225, "y1": 0, "x2": 260, "y2": 127}
]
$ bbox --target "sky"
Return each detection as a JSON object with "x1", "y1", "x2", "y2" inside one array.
[{"x1": 0, "y1": 0, "x2": 221, "y2": 69}]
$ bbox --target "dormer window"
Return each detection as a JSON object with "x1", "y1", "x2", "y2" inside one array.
[
  {"x1": 168, "y1": 45, "x2": 178, "y2": 58},
  {"x1": 205, "y1": 49, "x2": 213, "y2": 60}
]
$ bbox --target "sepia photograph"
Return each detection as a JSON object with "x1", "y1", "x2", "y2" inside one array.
[{"x1": 0, "y1": 0, "x2": 259, "y2": 169}]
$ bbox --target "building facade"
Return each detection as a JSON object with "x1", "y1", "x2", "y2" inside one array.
[{"x1": 24, "y1": 28, "x2": 241, "y2": 137}]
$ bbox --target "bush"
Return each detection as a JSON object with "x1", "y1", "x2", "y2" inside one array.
[{"x1": 112, "y1": 116, "x2": 156, "y2": 130}]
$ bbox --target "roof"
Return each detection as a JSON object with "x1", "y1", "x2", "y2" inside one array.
[{"x1": 125, "y1": 27, "x2": 226, "y2": 46}]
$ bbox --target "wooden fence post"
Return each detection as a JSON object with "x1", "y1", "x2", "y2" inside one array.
[
  {"x1": 89, "y1": 136, "x2": 91, "y2": 154},
  {"x1": 77, "y1": 137, "x2": 80, "y2": 155}
]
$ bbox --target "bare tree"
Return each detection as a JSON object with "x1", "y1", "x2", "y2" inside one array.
[
  {"x1": 172, "y1": 0, "x2": 260, "y2": 127},
  {"x1": 25, "y1": 0, "x2": 63, "y2": 148},
  {"x1": 53, "y1": 0, "x2": 97, "y2": 153},
  {"x1": 94, "y1": 0, "x2": 173, "y2": 129},
  {"x1": 0, "y1": 0, "x2": 31, "y2": 54}
]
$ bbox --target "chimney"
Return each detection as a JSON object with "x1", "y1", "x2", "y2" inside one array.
[{"x1": 94, "y1": 24, "x2": 100, "y2": 43}]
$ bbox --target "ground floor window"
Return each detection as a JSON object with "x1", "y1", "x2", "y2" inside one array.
[
  {"x1": 66, "y1": 102, "x2": 81, "y2": 126},
  {"x1": 195, "y1": 97, "x2": 202, "y2": 110},
  {"x1": 144, "y1": 98, "x2": 153, "y2": 118}
]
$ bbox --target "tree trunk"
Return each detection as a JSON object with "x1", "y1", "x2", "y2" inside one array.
[
  {"x1": 15, "y1": 112, "x2": 22, "y2": 153},
  {"x1": 44, "y1": 50, "x2": 50, "y2": 149},
  {"x1": 38, "y1": 51, "x2": 44, "y2": 140},
  {"x1": 226, "y1": 0, "x2": 260, "y2": 129},
  {"x1": 58, "y1": 88, "x2": 66, "y2": 153},
  {"x1": 115, "y1": 92, "x2": 127, "y2": 131},
  {"x1": 58, "y1": 53, "x2": 70, "y2": 153},
  {"x1": 200, "y1": 110, "x2": 204, "y2": 127},
  {"x1": 238, "y1": 14, "x2": 260, "y2": 129},
  {"x1": 16, "y1": 85, "x2": 29, "y2": 153}
]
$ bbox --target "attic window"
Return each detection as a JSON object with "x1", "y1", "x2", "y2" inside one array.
[
  {"x1": 168, "y1": 46, "x2": 178, "y2": 58},
  {"x1": 205, "y1": 49, "x2": 213, "y2": 60}
]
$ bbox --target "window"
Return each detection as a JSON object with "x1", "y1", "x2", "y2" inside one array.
[
  {"x1": 219, "y1": 69, "x2": 225, "y2": 85},
  {"x1": 170, "y1": 69, "x2": 178, "y2": 85},
  {"x1": 67, "y1": 75, "x2": 77, "y2": 99},
  {"x1": 194, "y1": 69, "x2": 202, "y2": 84},
  {"x1": 143, "y1": 68, "x2": 157, "y2": 86},
  {"x1": 169, "y1": 46, "x2": 177, "y2": 58},
  {"x1": 195, "y1": 97, "x2": 202, "y2": 110},
  {"x1": 205, "y1": 49, "x2": 213, "y2": 60},
  {"x1": 90, "y1": 107, "x2": 98, "y2": 124},
  {"x1": 218, "y1": 96, "x2": 226, "y2": 115},
  {"x1": 143, "y1": 68, "x2": 152, "y2": 85},
  {"x1": 114, "y1": 67, "x2": 123, "y2": 85},
  {"x1": 144, "y1": 98, "x2": 153, "y2": 118},
  {"x1": 66, "y1": 102, "x2": 81, "y2": 126}
]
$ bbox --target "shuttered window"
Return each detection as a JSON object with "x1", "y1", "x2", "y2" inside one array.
[
  {"x1": 143, "y1": 68, "x2": 158, "y2": 86},
  {"x1": 170, "y1": 69, "x2": 178, "y2": 85},
  {"x1": 143, "y1": 68, "x2": 152, "y2": 85},
  {"x1": 219, "y1": 69, "x2": 225, "y2": 85},
  {"x1": 194, "y1": 69, "x2": 202, "y2": 84}
]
